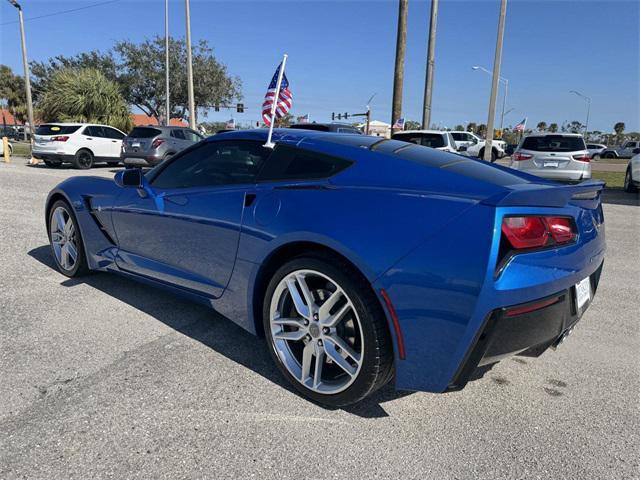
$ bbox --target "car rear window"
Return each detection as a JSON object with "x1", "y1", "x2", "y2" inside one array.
[
  {"x1": 35, "y1": 125, "x2": 80, "y2": 135},
  {"x1": 393, "y1": 133, "x2": 446, "y2": 148},
  {"x1": 129, "y1": 127, "x2": 162, "y2": 138},
  {"x1": 289, "y1": 124, "x2": 330, "y2": 132},
  {"x1": 258, "y1": 144, "x2": 353, "y2": 182},
  {"x1": 521, "y1": 135, "x2": 586, "y2": 152}
]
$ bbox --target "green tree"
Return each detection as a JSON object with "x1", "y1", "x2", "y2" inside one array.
[
  {"x1": 114, "y1": 36, "x2": 241, "y2": 124},
  {"x1": 38, "y1": 68, "x2": 132, "y2": 132},
  {"x1": 453, "y1": 124, "x2": 464, "y2": 131},
  {"x1": 477, "y1": 123, "x2": 487, "y2": 137},
  {"x1": 0, "y1": 65, "x2": 27, "y2": 123},
  {"x1": 536, "y1": 121, "x2": 547, "y2": 131},
  {"x1": 548, "y1": 122, "x2": 559, "y2": 133},
  {"x1": 614, "y1": 122, "x2": 625, "y2": 135},
  {"x1": 567, "y1": 120, "x2": 584, "y2": 134},
  {"x1": 466, "y1": 122, "x2": 477, "y2": 133},
  {"x1": 405, "y1": 120, "x2": 421, "y2": 130}
]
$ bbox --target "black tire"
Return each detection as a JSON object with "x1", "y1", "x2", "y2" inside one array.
[
  {"x1": 73, "y1": 149, "x2": 94, "y2": 169},
  {"x1": 43, "y1": 159, "x2": 62, "y2": 168},
  {"x1": 604, "y1": 152, "x2": 616, "y2": 159},
  {"x1": 47, "y1": 200, "x2": 89, "y2": 277},
  {"x1": 478, "y1": 148, "x2": 497, "y2": 162},
  {"x1": 262, "y1": 253, "x2": 393, "y2": 407},
  {"x1": 107, "y1": 161, "x2": 120, "y2": 167},
  {"x1": 624, "y1": 167, "x2": 638, "y2": 193}
]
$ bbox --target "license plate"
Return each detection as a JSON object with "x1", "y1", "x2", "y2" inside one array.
[
  {"x1": 575, "y1": 277, "x2": 591, "y2": 310},
  {"x1": 544, "y1": 161, "x2": 559, "y2": 168}
]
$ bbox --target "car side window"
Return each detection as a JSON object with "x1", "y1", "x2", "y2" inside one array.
[
  {"x1": 150, "y1": 140, "x2": 272, "y2": 189},
  {"x1": 184, "y1": 129, "x2": 203, "y2": 142},
  {"x1": 258, "y1": 145, "x2": 353, "y2": 182},
  {"x1": 83, "y1": 126, "x2": 98, "y2": 137},
  {"x1": 103, "y1": 127, "x2": 125, "y2": 139},
  {"x1": 171, "y1": 129, "x2": 186, "y2": 140}
]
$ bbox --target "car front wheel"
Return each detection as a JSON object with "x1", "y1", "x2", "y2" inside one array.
[
  {"x1": 48, "y1": 200, "x2": 89, "y2": 277},
  {"x1": 624, "y1": 168, "x2": 638, "y2": 193},
  {"x1": 263, "y1": 254, "x2": 393, "y2": 406}
]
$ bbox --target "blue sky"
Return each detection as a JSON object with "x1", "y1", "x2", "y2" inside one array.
[{"x1": 1, "y1": 0, "x2": 638, "y2": 131}]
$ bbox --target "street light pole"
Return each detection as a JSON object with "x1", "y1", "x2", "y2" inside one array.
[
  {"x1": 184, "y1": 0, "x2": 196, "y2": 129},
  {"x1": 570, "y1": 90, "x2": 591, "y2": 139},
  {"x1": 165, "y1": 0, "x2": 170, "y2": 126},
  {"x1": 8, "y1": 0, "x2": 35, "y2": 160},
  {"x1": 421, "y1": 0, "x2": 439, "y2": 129},
  {"x1": 472, "y1": 65, "x2": 509, "y2": 135},
  {"x1": 482, "y1": 0, "x2": 508, "y2": 162}
]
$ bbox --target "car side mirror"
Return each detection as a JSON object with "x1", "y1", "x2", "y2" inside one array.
[{"x1": 115, "y1": 168, "x2": 145, "y2": 188}]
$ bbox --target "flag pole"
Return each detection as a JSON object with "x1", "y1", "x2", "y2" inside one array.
[{"x1": 264, "y1": 53, "x2": 288, "y2": 149}]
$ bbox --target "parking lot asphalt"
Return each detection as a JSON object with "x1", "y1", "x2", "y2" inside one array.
[{"x1": 1, "y1": 161, "x2": 638, "y2": 479}]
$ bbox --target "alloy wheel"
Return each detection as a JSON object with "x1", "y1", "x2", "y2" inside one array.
[
  {"x1": 268, "y1": 269, "x2": 364, "y2": 394},
  {"x1": 50, "y1": 206, "x2": 78, "y2": 271}
]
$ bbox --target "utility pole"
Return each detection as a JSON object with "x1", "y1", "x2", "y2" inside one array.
[
  {"x1": 7, "y1": 0, "x2": 35, "y2": 162},
  {"x1": 185, "y1": 0, "x2": 196, "y2": 129},
  {"x1": 422, "y1": 0, "x2": 438, "y2": 129},
  {"x1": 391, "y1": 0, "x2": 408, "y2": 134},
  {"x1": 483, "y1": 0, "x2": 508, "y2": 162},
  {"x1": 165, "y1": 0, "x2": 170, "y2": 126}
]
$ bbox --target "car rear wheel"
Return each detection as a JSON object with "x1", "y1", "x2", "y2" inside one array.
[
  {"x1": 48, "y1": 200, "x2": 89, "y2": 277},
  {"x1": 624, "y1": 168, "x2": 638, "y2": 193},
  {"x1": 73, "y1": 149, "x2": 94, "y2": 169},
  {"x1": 263, "y1": 254, "x2": 393, "y2": 406},
  {"x1": 604, "y1": 152, "x2": 616, "y2": 159}
]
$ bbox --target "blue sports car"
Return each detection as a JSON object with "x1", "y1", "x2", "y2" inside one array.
[{"x1": 45, "y1": 129, "x2": 606, "y2": 406}]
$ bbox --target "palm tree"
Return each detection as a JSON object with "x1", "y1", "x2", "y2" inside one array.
[
  {"x1": 614, "y1": 122, "x2": 625, "y2": 135},
  {"x1": 38, "y1": 67, "x2": 132, "y2": 132},
  {"x1": 536, "y1": 121, "x2": 547, "y2": 131},
  {"x1": 549, "y1": 123, "x2": 559, "y2": 133},
  {"x1": 466, "y1": 122, "x2": 477, "y2": 133}
]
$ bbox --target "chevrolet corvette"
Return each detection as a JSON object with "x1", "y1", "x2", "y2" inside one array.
[{"x1": 45, "y1": 129, "x2": 606, "y2": 406}]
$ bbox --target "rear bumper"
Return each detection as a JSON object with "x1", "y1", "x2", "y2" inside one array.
[
  {"x1": 121, "y1": 154, "x2": 162, "y2": 167},
  {"x1": 32, "y1": 152, "x2": 74, "y2": 163},
  {"x1": 448, "y1": 261, "x2": 603, "y2": 390}
]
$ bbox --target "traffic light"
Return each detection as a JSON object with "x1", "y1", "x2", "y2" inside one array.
[
  {"x1": 331, "y1": 112, "x2": 335, "y2": 121},
  {"x1": 337, "y1": 113, "x2": 342, "y2": 120},
  {"x1": 237, "y1": 103, "x2": 244, "y2": 113},
  {"x1": 344, "y1": 112, "x2": 349, "y2": 119},
  {"x1": 214, "y1": 104, "x2": 220, "y2": 112}
]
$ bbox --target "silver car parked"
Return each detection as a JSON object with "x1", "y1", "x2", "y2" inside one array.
[
  {"x1": 121, "y1": 126, "x2": 204, "y2": 167},
  {"x1": 510, "y1": 133, "x2": 591, "y2": 183}
]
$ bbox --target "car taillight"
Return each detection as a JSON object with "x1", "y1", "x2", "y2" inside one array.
[
  {"x1": 501, "y1": 216, "x2": 576, "y2": 250},
  {"x1": 51, "y1": 135, "x2": 69, "y2": 142},
  {"x1": 572, "y1": 154, "x2": 590, "y2": 162},
  {"x1": 512, "y1": 152, "x2": 532, "y2": 161},
  {"x1": 151, "y1": 138, "x2": 164, "y2": 149}
]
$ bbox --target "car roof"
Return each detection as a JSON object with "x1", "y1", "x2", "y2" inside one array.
[
  {"x1": 395, "y1": 130, "x2": 448, "y2": 135},
  {"x1": 522, "y1": 132, "x2": 583, "y2": 138}
]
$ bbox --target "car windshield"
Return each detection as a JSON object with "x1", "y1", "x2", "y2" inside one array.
[
  {"x1": 521, "y1": 135, "x2": 586, "y2": 152},
  {"x1": 35, "y1": 125, "x2": 81, "y2": 135},
  {"x1": 129, "y1": 127, "x2": 162, "y2": 138}
]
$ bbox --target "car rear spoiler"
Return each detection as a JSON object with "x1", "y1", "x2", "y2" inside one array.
[{"x1": 481, "y1": 180, "x2": 605, "y2": 208}]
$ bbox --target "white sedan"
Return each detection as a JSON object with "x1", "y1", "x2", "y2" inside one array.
[{"x1": 624, "y1": 150, "x2": 640, "y2": 193}]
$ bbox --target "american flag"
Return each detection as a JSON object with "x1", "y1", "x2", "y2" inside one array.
[
  {"x1": 393, "y1": 117, "x2": 405, "y2": 129},
  {"x1": 262, "y1": 63, "x2": 293, "y2": 126},
  {"x1": 514, "y1": 117, "x2": 527, "y2": 132}
]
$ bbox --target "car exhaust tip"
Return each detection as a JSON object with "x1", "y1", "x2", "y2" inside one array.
[{"x1": 551, "y1": 326, "x2": 575, "y2": 350}]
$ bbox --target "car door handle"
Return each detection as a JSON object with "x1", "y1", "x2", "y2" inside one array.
[{"x1": 111, "y1": 140, "x2": 118, "y2": 143}]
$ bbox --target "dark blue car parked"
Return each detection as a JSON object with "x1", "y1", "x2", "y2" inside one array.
[{"x1": 45, "y1": 129, "x2": 605, "y2": 406}]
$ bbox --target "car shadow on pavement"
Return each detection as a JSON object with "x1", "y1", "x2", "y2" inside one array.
[
  {"x1": 601, "y1": 188, "x2": 640, "y2": 207},
  {"x1": 28, "y1": 245, "x2": 411, "y2": 418}
]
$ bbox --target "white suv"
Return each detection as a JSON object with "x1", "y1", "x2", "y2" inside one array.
[
  {"x1": 33, "y1": 123, "x2": 126, "y2": 169},
  {"x1": 450, "y1": 131, "x2": 506, "y2": 162}
]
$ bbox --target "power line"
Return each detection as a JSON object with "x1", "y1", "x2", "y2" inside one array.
[{"x1": 1, "y1": 0, "x2": 122, "y2": 26}]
